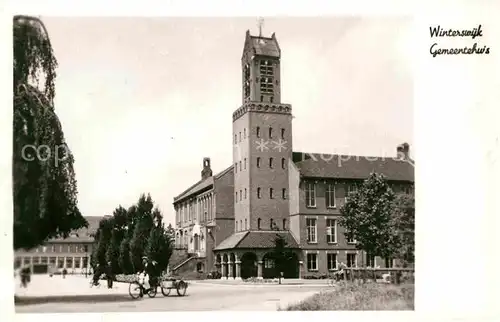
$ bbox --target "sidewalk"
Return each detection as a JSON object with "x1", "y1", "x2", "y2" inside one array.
[
  {"x1": 190, "y1": 278, "x2": 330, "y2": 287},
  {"x1": 14, "y1": 274, "x2": 131, "y2": 305}
]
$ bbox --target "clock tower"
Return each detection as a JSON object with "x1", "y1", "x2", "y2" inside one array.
[{"x1": 233, "y1": 29, "x2": 293, "y2": 233}]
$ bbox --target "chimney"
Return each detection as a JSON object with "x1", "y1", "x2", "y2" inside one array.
[
  {"x1": 201, "y1": 157, "x2": 213, "y2": 180},
  {"x1": 397, "y1": 143, "x2": 410, "y2": 160}
]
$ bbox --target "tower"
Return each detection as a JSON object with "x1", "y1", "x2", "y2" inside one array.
[{"x1": 233, "y1": 29, "x2": 293, "y2": 232}]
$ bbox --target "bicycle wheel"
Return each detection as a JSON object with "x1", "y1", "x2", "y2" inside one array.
[
  {"x1": 147, "y1": 286, "x2": 157, "y2": 298},
  {"x1": 129, "y1": 282, "x2": 142, "y2": 299},
  {"x1": 176, "y1": 280, "x2": 187, "y2": 296}
]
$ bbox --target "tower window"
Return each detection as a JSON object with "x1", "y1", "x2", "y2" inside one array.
[
  {"x1": 235, "y1": 192, "x2": 238, "y2": 202},
  {"x1": 244, "y1": 128, "x2": 246, "y2": 139},
  {"x1": 257, "y1": 157, "x2": 261, "y2": 168},
  {"x1": 257, "y1": 218, "x2": 261, "y2": 230},
  {"x1": 260, "y1": 60, "x2": 274, "y2": 77},
  {"x1": 257, "y1": 187, "x2": 261, "y2": 199},
  {"x1": 245, "y1": 219, "x2": 247, "y2": 230},
  {"x1": 282, "y1": 188, "x2": 287, "y2": 199},
  {"x1": 260, "y1": 95, "x2": 263, "y2": 102},
  {"x1": 270, "y1": 218, "x2": 274, "y2": 230},
  {"x1": 281, "y1": 158, "x2": 286, "y2": 169},
  {"x1": 269, "y1": 127, "x2": 273, "y2": 139},
  {"x1": 240, "y1": 189, "x2": 242, "y2": 201},
  {"x1": 235, "y1": 163, "x2": 237, "y2": 173},
  {"x1": 244, "y1": 188, "x2": 247, "y2": 199},
  {"x1": 283, "y1": 219, "x2": 287, "y2": 230},
  {"x1": 269, "y1": 157, "x2": 274, "y2": 168},
  {"x1": 239, "y1": 132, "x2": 241, "y2": 142},
  {"x1": 260, "y1": 77, "x2": 274, "y2": 95},
  {"x1": 234, "y1": 134, "x2": 237, "y2": 144},
  {"x1": 281, "y1": 128, "x2": 285, "y2": 139},
  {"x1": 256, "y1": 127, "x2": 260, "y2": 138},
  {"x1": 239, "y1": 161, "x2": 242, "y2": 171},
  {"x1": 244, "y1": 158, "x2": 247, "y2": 170},
  {"x1": 270, "y1": 188, "x2": 274, "y2": 199},
  {"x1": 270, "y1": 96, "x2": 274, "y2": 103}
]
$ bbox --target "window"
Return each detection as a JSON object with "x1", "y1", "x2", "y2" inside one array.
[
  {"x1": 260, "y1": 95, "x2": 263, "y2": 102},
  {"x1": 240, "y1": 220, "x2": 242, "y2": 231},
  {"x1": 236, "y1": 221, "x2": 239, "y2": 232},
  {"x1": 244, "y1": 158, "x2": 247, "y2": 170},
  {"x1": 270, "y1": 96, "x2": 274, "y2": 103},
  {"x1": 326, "y1": 219, "x2": 337, "y2": 243},
  {"x1": 240, "y1": 189, "x2": 242, "y2": 201},
  {"x1": 257, "y1": 187, "x2": 261, "y2": 199},
  {"x1": 239, "y1": 132, "x2": 241, "y2": 142},
  {"x1": 244, "y1": 128, "x2": 246, "y2": 139},
  {"x1": 306, "y1": 218, "x2": 317, "y2": 243},
  {"x1": 244, "y1": 188, "x2": 247, "y2": 199},
  {"x1": 245, "y1": 219, "x2": 247, "y2": 230},
  {"x1": 282, "y1": 188, "x2": 287, "y2": 199},
  {"x1": 326, "y1": 183, "x2": 336, "y2": 208},
  {"x1": 282, "y1": 219, "x2": 286, "y2": 230},
  {"x1": 366, "y1": 253, "x2": 376, "y2": 268},
  {"x1": 281, "y1": 158, "x2": 286, "y2": 169},
  {"x1": 235, "y1": 192, "x2": 238, "y2": 203},
  {"x1": 270, "y1": 218, "x2": 274, "y2": 229},
  {"x1": 51, "y1": 245, "x2": 55, "y2": 252},
  {"x1": 327, "y1": 253, "x2": 337, "y2": 271},
  {"x1": 260, "y1": 61, "x2": 274, "y2": 94},
  {"x1": 385, "y1": 258, "x2": 394, "y2": 268},
  {"x1": 84, "y1": 245, "x2": 88, "y2": 253},
  {"x1": 281, "y1": 128, "x2": 285, "y2": 139},
  {"x1": 264, "y1": 258, "x2": 275, "y2": 268},
  {"x1": 347, "y1": 254, "x2": 357, "y2": 268},
  {"x1": 257, "y1": 157, "x2": 261, "y2": 168},
  {"x1": 270, "y1": 188, "x2": 274, "y2": 199},
  {"x1": 307, "y1": 253, "x2": 318, "y2": 271},
  {"x1": 256, "y1": 127, "x2": 260, "y2": 138},
  {"x1": 305, "y1": 182, "x2": 316, "y2": 207},
  {"x1": 346, "y1": 184, "x2": 358, "y2": 201},
  {"x1": 239, "y1": 161, "x2": 242, "y2": 171},
  {"x1": 346, "y1": 230, "x2": 356, "y2": 244},
  {"x1": 257, "y1": 218, "x2": 261, "y2": 230},
  {"x1": 234, "y1": 134, "x2": 237, "y2": 144},
  {"x1": 269, "y1": 157, "x2": 273, "y2": 168},
  {"x1": 269, "y1": 127, "x2": 273, "y2": 139},
  {"x1": 235, "y1": 163, "x2": 237, "y2": 173}
]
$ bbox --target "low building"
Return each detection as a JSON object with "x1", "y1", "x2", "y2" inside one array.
[{"x1": 14, "y1": 216, "x2": 104, "y2": 274}]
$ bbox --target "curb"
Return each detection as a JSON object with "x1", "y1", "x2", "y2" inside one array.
[
  {"x1": 190, "y1": 281, "x2": 328, "y2": 288},
  {"x1": 14, "y1": 293, "x2": 134, "y2": 306}
]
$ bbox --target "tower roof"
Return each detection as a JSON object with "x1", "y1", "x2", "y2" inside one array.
[{"x1": 243, "y1": 30, "x2": 281, "y2": 58}]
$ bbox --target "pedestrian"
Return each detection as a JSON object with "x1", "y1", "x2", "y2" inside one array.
[
  {"x1": 106, "y1": 261, "x2": 114, "y2": 289},
  {"x1": 20, "y1": 265, "x2": 31, "y2": 288},
  {"x1": 62, "y1": 268, "x2": 67, "y2": 279}
]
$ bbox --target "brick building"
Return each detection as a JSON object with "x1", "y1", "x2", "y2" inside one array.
[
  {"x1": 14, "y1": 216, "x2": 104, "y2": 274},
  {"x1": 173, "y1": 30, "x2": 414, "y2": 279}
]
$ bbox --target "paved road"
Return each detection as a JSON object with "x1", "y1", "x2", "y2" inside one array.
[{"x1": 16, "y1": 283, "x2": 328, "y2": 312}]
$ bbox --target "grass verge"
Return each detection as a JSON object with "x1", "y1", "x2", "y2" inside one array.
[{"x1": 281, "y1": 282, "x2": 414, "y2": 310}]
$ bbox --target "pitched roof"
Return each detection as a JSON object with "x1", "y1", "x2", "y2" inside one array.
[
  {"x1": 48, "y1": 216, "x2": 105, "y2": 243},
  {"x1": 293, "y1": 152, "x2": 414, "y2": 182},
  {"x1": 214, "y1": 230, "x2": 299, "y2": 251},
  {"x1": 174, "y1": 165, "x2": 234, "y2": 203},
  {"x1": 250, "y1": 36, "x2": 280, "y2": 57}
]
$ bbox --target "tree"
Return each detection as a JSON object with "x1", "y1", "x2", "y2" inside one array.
[
  {"x1": 129, "y1": 194, "x2": 155, "y2": 272},
  {"x1": 119, "y1": 229, "x2": 134, "y2": 274},
  {"x1": 271, "y1": 233, "x2": 290, "y2": 284},
  {"x1": 13, "y1": 15, "x2": 87, "y2": 250},
  {"x1": 165, "y1": 223, "x2": 176, "y2": 243},
  {"x1": 339, "y1": 173, "x2": 399, "y2": 263},
  {"x1": 391, "y1": 194, "x2": 415, "y2": 266},
  {"x1": 91, "y1": 217, "x2": 114, "y2": 273},
  {"x1": 105, "y1": 206, "x2": 127, "y2": 274},
  {"x1": 145, "y1": 209, "x2": 174, "y2": 278}
]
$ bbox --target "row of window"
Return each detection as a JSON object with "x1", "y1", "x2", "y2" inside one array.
[
  {"x1": 235, "y1": 157, "x2": 287, "y2": 173},
  {"x1": 234, "y1": 127, "x2": 286, "y2": 144},
  {"x1": 14, "y1": 256, "x2": 90, "y2": 269},
  {"x1": 306, "y1": 253, "x2": 395, "y2": 271},
  {"x1": 235, "y1": 217, "x2": 286, "y2": 232},
  {"x1": 29, "y1": 244, "x2": 89, "y2": 253},
  {"x1": 306, "y1": 218, "x2": 356, "y2": 244},
  {"x1": 304, "y1": 181, "x2": 413, "y2": 208},
  {"x1": 305, "y1": 182, "x2": 358, "y2": 208},
  {"x1": 235, "y1": 187, "x2": 287, "y2": 202},
  {"x1": 176, "y1": 197, "x2": 214, "y2": 224}
]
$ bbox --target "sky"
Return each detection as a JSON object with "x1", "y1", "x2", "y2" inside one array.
[{"x1": 41, "y1": 16, "x2": 413, "y2": 225}]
